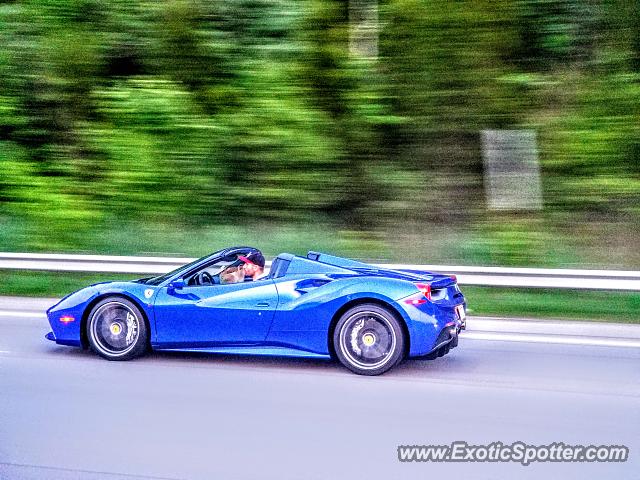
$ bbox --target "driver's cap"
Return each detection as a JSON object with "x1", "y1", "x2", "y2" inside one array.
[{"x1": 238, "y1": 251, "x2": 265, "y2": 268}]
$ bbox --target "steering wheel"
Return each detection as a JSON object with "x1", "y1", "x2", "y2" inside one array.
[{"x1": 195, "y1": 271, "x2": 213, "y2": 286}]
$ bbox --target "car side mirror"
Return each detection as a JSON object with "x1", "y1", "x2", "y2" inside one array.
[{"x1": 169, "y1": 278, "x2": 186, "y2": 290}]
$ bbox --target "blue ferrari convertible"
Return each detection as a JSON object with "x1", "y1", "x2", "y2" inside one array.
[{"x1": 46, "y1": 247, "x2": 466, "y2": 375}]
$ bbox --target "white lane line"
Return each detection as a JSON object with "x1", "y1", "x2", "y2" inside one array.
[
  {"x1": 462, "y1": 331, "x2": 640, "y2": 349},
  {"x1": 0, "y1": 311, "x2": 47, "y2": 318}
]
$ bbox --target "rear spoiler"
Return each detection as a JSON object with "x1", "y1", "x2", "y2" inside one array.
[
  {"x1": 307, "y1": 251, "x2": 375, "y2": 270},
  {"x1": 397, "y1": 269, "x2": 457, "y2": 288}
]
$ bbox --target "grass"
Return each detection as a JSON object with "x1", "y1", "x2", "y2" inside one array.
[
  {"x1": 0, "y1": 271, "x2": 141, "y2": 298},
  {"x1": 7, "y1": 215, "x2": 634, "y2": 269},
  {"x1": 0, "y1": 217, "x2": 389, "y2": 260},
  {"x1": 1, "y1": 270, "x2": 638, "y2": 323},
  {"x1": 463, "y1": 286, "x2": 640, "y2": 323}
]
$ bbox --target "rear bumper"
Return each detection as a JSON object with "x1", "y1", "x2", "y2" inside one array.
[
  {"x1": 399, "y1": 299, "x2": 466, "y2": 357},
  {"x1": 412, "y1": 321, "x2": 462, "y2": 359},
  {"x1": 434, "y1": 321, "x2": 462, "y2": 350}
]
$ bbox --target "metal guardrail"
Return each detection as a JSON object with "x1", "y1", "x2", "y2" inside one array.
[
  {"x1": 0, "y1": 252, "x2": 191, "y2": 274},
  {"x1": 1, "y1": 252, "x2": 640, "y2": 291}
]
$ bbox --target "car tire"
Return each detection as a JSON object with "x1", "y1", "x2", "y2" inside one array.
[
  {"x1": 333, "y1": 304, "x2": 405, "y2": 376},
  {"x1": 87, "y1": 297, "x2": 148, "y2": 361}
]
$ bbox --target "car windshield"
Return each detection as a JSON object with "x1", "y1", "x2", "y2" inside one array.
[{"x1": 143, "y1": 250, "x2": 223, "y2": 286}]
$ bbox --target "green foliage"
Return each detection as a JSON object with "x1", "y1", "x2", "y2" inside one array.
[
  {"x1": 456, "y1": 218, "x2": 580, "y2": 267},
  {"x1": 0, "y1": 0, "x2": 639, "y2": 268}
]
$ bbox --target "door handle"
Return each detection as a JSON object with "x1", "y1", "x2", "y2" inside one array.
[{"x1": 256, "y1": 302, "x2": 270, "y2": 307}]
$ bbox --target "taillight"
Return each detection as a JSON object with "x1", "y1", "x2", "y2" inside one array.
[
  {"x1": 404, "y1": 296, "x2": 427, "y2": 306},
  {"x1": 415, "y1": 283, "x2": 431, "y2": 300},
  {"x1": 404, "y1": 283, "x2": 432, "y2": 306},
  {"x1": 449, "y1": 275, "x2": 457, "y2": 283}
]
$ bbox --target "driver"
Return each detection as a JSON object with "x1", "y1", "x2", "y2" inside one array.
[
  {"x1": 218, "y1": 251, "x2": 266, "y2": 284},
  {"x1": 238, "y1": 251, "x2": 265, "y2": 281}
]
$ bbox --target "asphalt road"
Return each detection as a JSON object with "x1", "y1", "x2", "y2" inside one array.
[{"x1": 1, "y1": 299, "x2": 638, "y2": 480}]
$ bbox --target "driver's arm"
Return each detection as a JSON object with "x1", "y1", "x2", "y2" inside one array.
[{"x1": 220, "y1": 266, "x2": 244, "y2": 284}]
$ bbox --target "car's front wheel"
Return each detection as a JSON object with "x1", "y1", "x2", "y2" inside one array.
[
  {"x1": 333, "y1": 304, "x2": 405, "y2": 375},
  {"x1": 87, "y1": 297, "x2": 148, "y2": 361}
]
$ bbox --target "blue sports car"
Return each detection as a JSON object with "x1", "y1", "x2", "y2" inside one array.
[{"x1": 46, "y1": 247, "x2": 466, "y2": 375}]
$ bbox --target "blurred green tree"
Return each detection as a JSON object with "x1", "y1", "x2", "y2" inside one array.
[{"x1": 0, "y1": 0, "x2": 638, "y2": 264}]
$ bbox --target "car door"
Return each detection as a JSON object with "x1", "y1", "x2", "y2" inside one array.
[{"x1": 153, "y1": 279, "x2": 279, "y2": 347}]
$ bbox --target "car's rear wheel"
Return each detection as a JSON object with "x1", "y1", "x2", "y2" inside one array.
[
  {"x1": 87, "y1": 297, "x2": 148, "y2": 361},
  {"x1": 333, "y1": 304, "x2": 405, "y2": 375}
]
